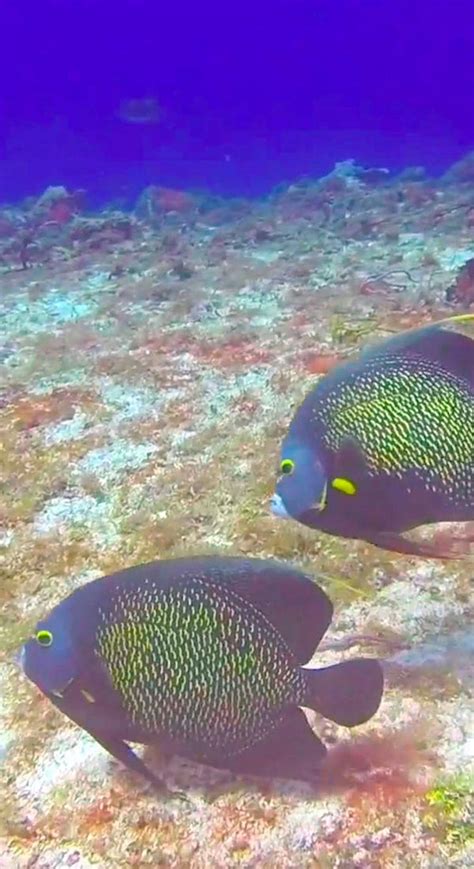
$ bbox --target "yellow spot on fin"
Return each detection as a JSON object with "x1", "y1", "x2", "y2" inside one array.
[
  {"x1": 80, "y1": 690, "x2": 96, "y2": 703},
  {"x1": 332, "y1": 477, "x2": 357, "y2": 495}
]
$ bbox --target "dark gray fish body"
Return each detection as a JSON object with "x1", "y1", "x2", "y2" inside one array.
[
  {"x1": 272, "y1": 315, "x2": 474, "y2": 558},
  {"x1": 21, "y1": 557, "x2": 383, "y2": 791}
]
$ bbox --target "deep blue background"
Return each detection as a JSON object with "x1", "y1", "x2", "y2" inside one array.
[{"x1": 1, "y1": 0, "x2": 473, "y2": 206}]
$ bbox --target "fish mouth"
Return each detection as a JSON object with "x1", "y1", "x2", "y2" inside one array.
[
  {"x1": 269, "y1": 494, "x2": 290, "y2": 518},
  {"x1": 19, "y1": 645, "x2": 77, "y2": 699},
  {"x1": 270, "y1": 487, "x2": 327, "y2": 519}
]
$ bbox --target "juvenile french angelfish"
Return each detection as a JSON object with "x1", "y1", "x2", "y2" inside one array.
[
  {"x1": 271, "y1": 314, "x2": 474, "y2": 558},
  {"x1": 21, "y1": 556, "x2": 383, "y2": 793}
]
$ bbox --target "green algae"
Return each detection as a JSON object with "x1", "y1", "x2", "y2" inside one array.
[
  {"x1": 329, "y1": 314, "x2": 376, "y2": 348},
  {"x1": 392, "y1": 664, "x2": 466, "y2": 702},
  {"x1": 425, "y1": 774, "x2": 474, "y2": 849}
]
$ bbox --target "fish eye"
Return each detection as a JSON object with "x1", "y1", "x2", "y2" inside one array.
[
  {"x1": 280, "y1": 458, "x2": 295, "y2": 475},
  {"x1": 36, "y1": 629, "x2": 53, "y2": 647}
]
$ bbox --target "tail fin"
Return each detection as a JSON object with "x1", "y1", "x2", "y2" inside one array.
[{"x1": 302, "y1": 658, "x2": 384, "y2": 727}]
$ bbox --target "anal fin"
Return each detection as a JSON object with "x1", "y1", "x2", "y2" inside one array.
[
  {"x1": 222, "y1": 708, "x2": 327, "y2": 784},
  {"x1": 366, "y1": 530, "x2": 469, "y2": 560}
]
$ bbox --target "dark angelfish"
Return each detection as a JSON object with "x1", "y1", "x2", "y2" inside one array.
[
  {"x1": 272, "y1": 314, "x2": 474, "y2": 558},
  {"x1": 21, "y1": 557, "x2": 383, "y2": 794}
]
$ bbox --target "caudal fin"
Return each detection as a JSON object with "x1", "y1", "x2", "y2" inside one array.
[{"x1": 303, "y1": 658, "x2": 384, "y2": 727}]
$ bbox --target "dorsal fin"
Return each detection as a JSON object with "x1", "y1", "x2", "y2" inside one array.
[
  {"x1": 87, "y1": 556, "x2": 334, "y2": 666},
  {"x1": 207, "y1": 557, "x2": 334, "y2": 665},
  {"x1": 359, "y1": 315, "x2": 474, "y2": 383}
]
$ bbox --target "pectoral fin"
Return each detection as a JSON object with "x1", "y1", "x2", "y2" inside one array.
[
  {"x1": 333, "y1": 436, "x2": 371, "y2": 494},
  {"x1": 94, "y1": 731, "x2": 162, "y2": 787},
  {"x1": 91, "y1": 730, "x2": 188, "y2": 801},
  {"x1": 48, "y1": 690, "x2": 185, "y2": 800}
]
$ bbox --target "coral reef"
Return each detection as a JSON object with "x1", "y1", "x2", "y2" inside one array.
[{"x1": 1, "y1": 154, "x2": 473, "y2": 867}]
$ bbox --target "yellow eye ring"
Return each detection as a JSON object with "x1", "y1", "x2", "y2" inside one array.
[
  {"x1": 280, "y1": 458, "x2": 295, "y2": 475},
  {"x1": 36, "y1": 629, "x2": 53, "y2": 647}
]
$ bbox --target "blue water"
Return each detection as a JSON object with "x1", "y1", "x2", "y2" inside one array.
[{"x1": 1, "y1": 0, "x2": 473, "y2": 207}]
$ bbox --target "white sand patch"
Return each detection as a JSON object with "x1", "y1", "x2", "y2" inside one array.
[
  {"x1": 15, "y1": 727, "x2": 110, "y2": 804},
  {"x1": 75, "y1": 439, "x2": 159, "y2": 482},
  {"x1": 42, "y1": 411, "x2": 92, "y2": 445}
]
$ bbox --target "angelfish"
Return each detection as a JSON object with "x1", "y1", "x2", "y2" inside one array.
[
  {"x1": 21, "y1": 556, "x2": 383, "y2": 793},
  {"x1": 272, "y1": 314, "x2": 474, "y2": 558}
]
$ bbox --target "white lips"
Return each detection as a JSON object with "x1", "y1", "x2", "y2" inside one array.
[{"x1": 269, "y1": 494, "x2": 290, "y2": 519}]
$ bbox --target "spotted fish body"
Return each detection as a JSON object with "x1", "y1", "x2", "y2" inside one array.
[
  {"x1": 273, "y1": 316, "x2": 474, "y2": 557},
  {"x1": 96, "y1": 572, "x2": 305, "y2": 758},
  {"x1": 300, "y1": 353, "x2": 474, "y2": 525},
  {"x1": 21, "y1": 557, "x2": 383, "y2": 791}
]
